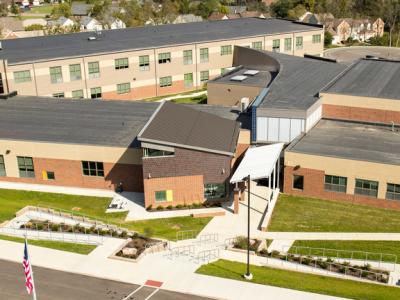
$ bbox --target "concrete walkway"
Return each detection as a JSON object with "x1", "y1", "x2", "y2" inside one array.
[{"x1": 263, "y1": 232, "x2": 400, "y2": 241}]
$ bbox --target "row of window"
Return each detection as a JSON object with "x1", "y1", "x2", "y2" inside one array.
[
  {"x1": 155, "y1": 183, "x2": 227, "y2": 202},
  {"x1": 293, "y1": 174, "x2": 400, "y2": 200}
]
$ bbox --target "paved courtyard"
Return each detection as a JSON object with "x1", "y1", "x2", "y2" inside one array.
[{"x1": 324, "y1": 46, "x2": 400, "y2": 64}]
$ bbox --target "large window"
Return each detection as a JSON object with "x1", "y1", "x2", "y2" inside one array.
[
  {"x1": 143, "y1": 148, "x2": 174, "y2": 157},
  {"x1": 252, "y1": 41, "x2": 263, "y2": 50},
  {"x1": 293, "y1": 175, "x2": 304, "y2": 190},
  {"x1": 200, "y1": 70, "x2": 209, "y2": 82},
  {"x1": 296, "y1": 36, "x2": 303, "y2": 50},
  {"x1": 155, "y1": 190, "x2": 171, "y2": 202},
  {"x1": 50, "y1": 66, "x2": 63, "y2": 84},
  {"x1": 221, "y1": 45, "x2": 232, "y2": 56},
  {"x1": 69, "y1": 64, "x2": 82, "y2": 81},
  {"x1": 139, "y1": 55, "x2": 150, "y2": 71},
  {"x1": 158, "y1": 52, "x2": 171, "y2": 64},
  {"x1": 115, "y1": 58, "x2": 129, "y2": 70},
  {"x1": 159, "y1": 76, "x2": 172, "y2": 87},
  {"x1": 355, "y1": 179, "x2": 378, "y2": 198},
  {"x1": 17, "y1": 156, "x2": 34, "y2": 178},
  {"x1": 272, "y1": 39, "x2": 280, "y2": 52},
  {"x1": 184, "y1": 73, "x2": 193, "y2": 88},
  {"x1": 72, "y1": 89, "x2": 84, "y2": 98},
  {"x1": 88, "y1": 62, "x2": 100, "y2": 79},
  {"x1": 183, "y1": 50, "x2": 193, "y2": 65},
  {"x1": 82, "y1": 161, "x2": 104, "y2": 177},
  {"x1": 204, "y1": 183, "x2": 226, "y2": 199},
  {"x1": 117, "y1": 82, "x2": 131, "y2": 94},
  {"x1": 324, "y1": 175, "x2": 347, "y2": 193},
  {"x1": 200, "y1": 48, "x2": 209, "y2": 63},
  {"x1": 90, "y1": 87, "x2": 102, "y2": 99},
  {"x1": 0, "y1": 155, "x2": 5, "y2": 176},
  {"x1": 14, "y1": 70, "x2": 31, "y2": 83},
  {"x1": 387, "y1": 183, "x2": 400, "y2": 201},
  {"x1": 284, "y1": 38, "x2": 292, "y2": 51},
  {"x1": 312, "y1": 34, "x2": 321, "y2": 44}
]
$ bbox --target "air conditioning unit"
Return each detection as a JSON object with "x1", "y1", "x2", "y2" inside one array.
[{"x1": 240, "y1": 97, "x2": 249, "y2": 112}]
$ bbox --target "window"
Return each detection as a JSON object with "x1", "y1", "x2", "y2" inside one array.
[
  {"x1": 43, "y1": 171, "x2": 55, "y2": 180},
  {"x1": 158, "y1": 52, "x2": 171, "y2": 64},
  {"x1": 184, "y1": 73, "x2": 193, "y2": 88},
  {"x1": 82, "y1": 161, "x2": 104, "y2": 177},
  {"x1": 17, "y1": 156, "x2": 34, "y2": 178},
  {"x1": 284, "y1": 38, "x2": 292, "y2": 51},
  {"x1": 50, "y1": 67, "x2": 63, "y2": 84},
  {"x1": 221, "y1": 45, "x2": 232, "y2": 56},
  {"x1": 324, "y1": 175, "x2": 347, "y2": 193},
  {"x1": 200, "y1": 70, "x2": 209, "y2": 82},
  {"x1": 159, "y1": 76, "x2": 172, "y2": 87},
  {"x1": 293, "y1": 175, "x2": 304, "y2": 190},
  {"x1": 69, "y1": 64, "x2": 81, "y2": 81},
  {"x1": 296, "y1": 36, "x2": 303, "y2": 50},
  {"x1": 52, "y1": 92, "x2": 64, "y2": 98},
  {"x1": 183, "y1": 50, "x2": 193, "y2": 65},
  {"x1": 143, "y1": 148, "x2": 174, "y2": 157},
  {"x1": 312, "y1": 34, "x2": 321, "y2": 44},
  {"x1": 355, "y1": 179, "x2": 378, "y2": 198},
  {"x1": 117, "y1": 82, "x2": 131, "y2": 94},
  {"x1": 0, "y1": 155, "x2": 5, "y2": 176},
  {"x1": 90, "y1": 87, "x2": 102, "y2": 99},
  {"x1": 204, "y1": 183, "x2": 226, "y2": 199},
  {"x1": 200, "y1": 48, "x2": 209, "y2": 63},
  {"x1": 88, "y1": 62, "x2": 100, "y2": 79},
  {"x1": 14, "y1": 70, "x2": 31, "y2": 83},
  {"x1": 72, "y1": 89, "x2": 84, "y2": 98},
  {"x1": 155, "y1": 191, "x2": 167, "y2": 202},
  {"x1": 252, "y1": 41, "x2": 263, "y2": 50},
  {"x1": 115, "y1": 58, "x2": 129, "y2": 70},
  {"x1": 272, "y1": 39, "x2": 280, "y2": 52},
  {"x1": 139, "y1": 55, "x2": 150, "y2": 71},
  {"x1": 387, "y1": 183, "x2": 400, "y2": 201}
]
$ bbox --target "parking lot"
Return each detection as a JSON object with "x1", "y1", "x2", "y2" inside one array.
[{"x1": 0, "y1": 259, "x2": 212, "y2": 300}]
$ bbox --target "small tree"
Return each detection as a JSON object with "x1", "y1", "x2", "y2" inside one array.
[{"x1": 324, "y1": 30, "x2": 333, "y2": 46}]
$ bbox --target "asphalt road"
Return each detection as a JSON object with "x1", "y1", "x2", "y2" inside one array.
[{"x1": 0, "y1": 259, "x2": 212, "y2": 300}]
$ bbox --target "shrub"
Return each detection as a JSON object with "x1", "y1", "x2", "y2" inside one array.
[
  {"x1": 361, "y1": 271, "x2": 369, "y2": 278},
  {"x1": 36, "y1": 223, "x2": 44, "y2": 231},
  {"x1": 233, "y1": 236, "x2": 248, "y2": 250},
  {"x1": 143, "y1": 227, "x2": 154, "y2": 237},
  {"x1": 363, "y1": 264, "x2": 371, "y2": 271},
  {"x1": 271, "y1": 250, "x2": 281, "y2": 258},
  {"x1": 317, "y1": 259, "x2": 328, "y2": 269},
  {"x1": 301, "y1": 257, "x2": 311, "y2": 265},
  {"x1": 120, "y1": 231, "x2": 128, "y2": 238},
  {"x1": 51, "y1": 224, "x2": 59, "y2": 232},
  {"x1": 25, "y1": 24, "x2": 44, "y2": 31},
  {"x1": 166, "y1": 205, "x2": 173, "y2": 210},
  {"x1": 176, "y1": 204, "x2": 183, "y2": 209},
  {"x1": 339, "y1": 266, "x2": 346, "y2": 274},
  {"x1": 146, "y1": 205, "x2": 152, "y2": 211},
  {"x1": 156, "y1": 205, "x2": 164, "y2": 211}
]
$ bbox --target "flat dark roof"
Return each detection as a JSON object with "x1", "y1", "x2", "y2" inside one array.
[
  {"x1": 323, "y1": 58, "x2": 400, "y2": 100},
  {"x1": 0, "y1": 18, "x2": 321, "y2": 64},
  {"x1": 138, "y1": 101, "x2": 240, "y2": 155},
  {"x1": 210, "y1": 66, "x2": 274, "y2": 87},
  {"x1": 287, "y1": 119, "x2": 400, "y2": 165}
]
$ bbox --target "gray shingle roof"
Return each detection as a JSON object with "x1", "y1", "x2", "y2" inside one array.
[
  {"x1": 0, "y1": 18, "x2": 321, "y2": 64},
  {"x1": 287, "y1": 119, "x2": 400, "y2": 165},
  {"x1": 138, "y1": 101, "x2": 240, "y2": 155},
  {"x1": 323, "y1": 58, "x2": 400, "y2": 100}
]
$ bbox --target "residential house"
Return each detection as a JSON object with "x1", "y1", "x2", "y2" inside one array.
[
  {"x1": 71, "y1": 2, "x2": 93, "y2": 17},
  {"x1": 47, "y1": 17, "x2": 75, "y2": 28},
  {"x1": 109, "y1": 18, "x2": 126, "y2": 30},
  {"x1": 80, "y1": 16, "x2": 103, "y2": 31},
  {"x1": 172, "y1": 14, "x2": 203, "y2": 24}
]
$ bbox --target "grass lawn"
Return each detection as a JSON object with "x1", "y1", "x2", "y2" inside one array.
[
  {"x1": 0, "y1": 189, "x2": 211, "y2": 240},
  {"x1": 268, "y1": 194, "x2": 400, "y2": 232},
  {"x1": 144, "y1": 89, "x2": 206, "y2": 102},
  {"x1": 170, "y1": 94, "x2": 207, "y2": 104},
  {"x1": 196, "y1": 259, "x2": 400, "y2": 300},
  {"x1": 0, "y1": 234, "x2": 96, "y2": 255},
  {"x1": 28, "y1": 4, "x2": 55, "y2": 14},
  {"x1": 290, "y1": 240, "x2": 400, "y2": 263}
]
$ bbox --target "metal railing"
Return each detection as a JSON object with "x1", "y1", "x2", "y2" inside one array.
[
  {"x1": 194, "y1": 248, "x2": 220, "y2": 264},
  {"x1": 175, "y1": 230, "x2": 198, "y2": 241},
  {"x1": 167, "y1": 244, "x2": 196, "y2": 259},
  {"x1": 193, "y1": 233, "x2": 219, "y2": 246}
]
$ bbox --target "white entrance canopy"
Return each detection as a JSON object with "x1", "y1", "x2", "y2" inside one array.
[{"x1": 230, "y1": 143, "x2": 284, "y2": 184}]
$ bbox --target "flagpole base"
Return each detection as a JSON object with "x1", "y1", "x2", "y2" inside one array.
[{"x1": 244, "y1": 273, "x2": 253, "y2": 280}]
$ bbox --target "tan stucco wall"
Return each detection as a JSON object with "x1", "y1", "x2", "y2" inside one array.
[
  {"x1": 320, "y1": 93, "x2": 400, "y2": 112},
  {"x1": 0, "y1": 139, "x2": 142, "y2": 177},
  {"x1": 285, "y1": 151, "x2": 400, "y2": 199}
]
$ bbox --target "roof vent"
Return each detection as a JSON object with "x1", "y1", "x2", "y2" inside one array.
[
  {"x1": 88, "y1": 36, "x2": 97, "y2": 41},
  {"x1": 230, "y1": 75, "x2": 248, "y2": 82},
  {"x1": 244, "y1": 70, "x2": 259, "y2": 76}
]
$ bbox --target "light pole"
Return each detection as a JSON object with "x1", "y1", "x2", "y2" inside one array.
[{"x1": 244, "y1": 174, "x2": 253, "y2": 280}]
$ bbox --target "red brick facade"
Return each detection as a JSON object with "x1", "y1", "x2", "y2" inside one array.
[
  {"x1": 323, "y1": 104, "x2": 400, "y2": 124},
  {"x1": 284, "y1": 166, "x2": 400, "y2": 210},
  {"x1": 0, "y1": 157, "x2": 143, "y2": 192}
]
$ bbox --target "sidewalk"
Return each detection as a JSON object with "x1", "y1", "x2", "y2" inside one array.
[{"x1": 0, "y1": 239, "x2": 343, "y2": 300}]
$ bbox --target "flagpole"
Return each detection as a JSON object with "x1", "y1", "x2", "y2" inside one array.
[{"x1": 25, "y1": 236, "x2": 37, "y2": 300}]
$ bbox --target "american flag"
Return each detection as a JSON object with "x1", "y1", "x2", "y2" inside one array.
[{"x1": 23, "y1": 239, "x2": 35, "y2": 296}]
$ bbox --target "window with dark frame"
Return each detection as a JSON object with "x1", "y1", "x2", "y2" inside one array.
[
  {"x1": 204, "y1": 183, "x2": 226, "y2": 199},
  {"x1": 159, "y1": 76, "x2": 172, "y2": 87},
  {"x1": 200, "y1": 70, "x2": 209, "y2": 82},
  {"x1": 252, "y1": 41, "x2": 263, "y2": 50},
  {"x1": 200, "y1": 48, "x2": 209, "y2": 63},
  {"x1": 17, "y1": 156, "x2": 35, "y2": 178},
  {"x1": 50, "y1": 67, "x2": 63, "y2": 84},
  {"x1": 284, "y1": 38, "x2": 292, "y2": 51},
  {"x1": 14, "y1": 70, "x2": 32, "y2": 83},
  {"x1": 90, "y1": 87, "x2": 102, "y2": 99},
  {"x1": 69, "y1": 64, "x2": 82, "y2": 81},
  {"x1": 117, "y1": 82, "x2": 131, "y2": 94},
  {"x1": 46, "y1": 171, "x2": 55, "y2": 180},
  {"x1": 272, "y1": 39, "x2": 280, "y2": 52},
  {"x1": 143, "y1": 148, "x2": 174, "y2": 157},
  {"x1": 155, "y1": 190, "x2": 167, "y2": 202},
  {"x1": 312, "y1": 34, "x2": 321, "y2": 43},
  {"x1": 293, "y1": 175, "x2": 304, "y2": 190},
  {"x1": 88, "y1": 62, "x2": 100, "y2": 79},
  {"x1": 296, "y1": 36, "x2": 303, "y2": 50},
  {"x1": 52, "y1": 92, "x2": 65, "y2": 98},
  {"x1": 0, "y1": 155, "x2": 5, "y2": 176},
  {"x1": 82, "y1": 161, "x2": 104, "y2": 177},
  {"x1": 72, "y1": 90, "x2": 84, "y2": 98},
  {"x1": 158, "y1": 52, "x2": 171, "y2": 64},
  {"x1": 183, "y1": 50, "x2": 193, "y2": 65},
  {"x1": 324, "y1": 175, "x2": 347, "y2": 193},
  {"x1": 220, "y1": 45, "x2": 232, "y2": 56},
  {"x1": 355, "y1": 178, "x2": 378, "y2": 198},
  {"x1": 387, "y1": 183, "x2": 400, "y2": 201},
  {"x1": 139, "y1": 55, "x2": 150, "y2": 71},
  {"x1": 184, "y1": 73, "x2": 193, "y2": 88},
  {"x1": 115, "y1": 58, "x2": 129, "y2": 70}
]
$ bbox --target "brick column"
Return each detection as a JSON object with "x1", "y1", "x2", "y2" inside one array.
[{"x1": 233, "y1": 187, "x2": 240, "y2": 214}]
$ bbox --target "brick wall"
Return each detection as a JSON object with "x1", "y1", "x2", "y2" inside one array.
[
  {"x1": 284, "y1": 165, "x2": 400, "y2": 210},
  {"x1": 0, "y1": 157, "x2": 143, "y2": 192},
  {"x1": 142, "y1": 147, "x2": 232, "y2": 184},
  {"x1": 144, "y1": 175, "x2": 204, "y2": 208},
  {"x1": 323, "y1": 104, "x2": 400, "y2": 124}
]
